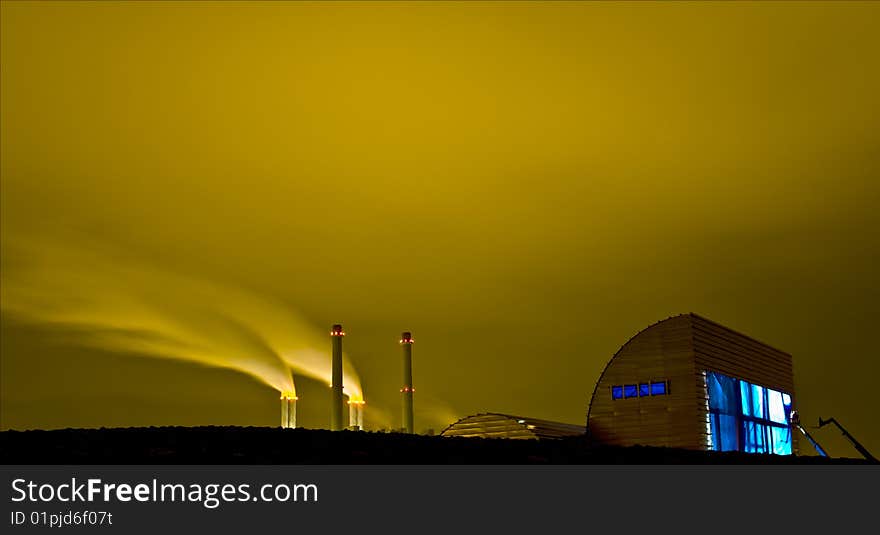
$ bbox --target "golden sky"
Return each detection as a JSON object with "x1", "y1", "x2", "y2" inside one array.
[{"x1": 2, "y1": 2, "x2": 879, "y2": 455}]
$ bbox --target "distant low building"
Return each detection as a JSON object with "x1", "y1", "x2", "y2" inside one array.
[
  {"x1": 587, "y1": 313, "x2": 798, "y2": 455},
  {"x1": 441, "y1": 413, "x2": 585, "y2": 440}
]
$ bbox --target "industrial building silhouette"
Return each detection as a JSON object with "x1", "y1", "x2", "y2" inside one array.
[
  {"x1": 587, "y1": 313, "x2": 797, "y2": 454},
  {"x1": 4, "y1": 313, "x2": 872, "y2": 463},
  {"x1": 442, "y1": 414, "x2": 585, "y2": 440},
  {"x1": 445, "y1": 313, "x2": 807, "y2": 457}
]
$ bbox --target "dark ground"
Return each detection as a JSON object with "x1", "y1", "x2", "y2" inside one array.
[{"x1": 0, "y1": 427, "x2": 874, "y2": 464}]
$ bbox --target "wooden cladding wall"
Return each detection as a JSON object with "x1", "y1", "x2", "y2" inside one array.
[
  {"x1": 588, "y1": 314, "x2": 798, "y2": 453},
  {"x1": 587, "y1": 314, "x2": 702, "y2": 450},
  {"x1": 690, "y1": 314, "x2": 799, "y2": 454},
  {"x1": 691, "y1": 315, "x2": 794, "y2": 393}
]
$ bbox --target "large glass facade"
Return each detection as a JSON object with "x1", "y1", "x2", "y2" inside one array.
[{"x1": 706, "y1": 371, "x2": 792, "y2": 455}]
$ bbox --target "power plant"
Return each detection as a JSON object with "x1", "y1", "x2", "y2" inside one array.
[
  {"x1": 400, "y1": 331, "x2": 414, "y2": 434},
  {"x1": 276, "y1": 324, "x2": 408, "y2": 433},
  {"x1": 322, "y1": 325, "x2": 413, "y2": 433},
  {"x1": 271, "y1": 313, "x2": 873, "y2": 462}
]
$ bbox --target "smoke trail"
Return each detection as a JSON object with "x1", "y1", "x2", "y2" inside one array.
[
  {"x1": 0, "y1": 233, "x2": 363, "y2": 399},
  {"x1": 359, "y1": 398, "x2": 459, "y2": 433},
  {"x1": 417, "y1": 395, "x2": 462, "y2": 434}
]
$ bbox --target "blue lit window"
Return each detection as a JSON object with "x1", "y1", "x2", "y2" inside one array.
[
  {"x1": 710, "y1": 413, "x2": 739, "y2": 451},
  {"x1": 744, "y1": 421, "x2": 769, "y2": 454},
  {"x1": 771, "y1": 426, "x2": 792, "y2": 455},
  {"x1": 751, "y1": 384, "x2": 766, "y2": 419},
  {"x1": 706, "y1": 371, "x2": 792, "y2": 456},
  {"x1": 739, "y1": 381, "x2": 751, "y2": 416},
  {"x1": 740, "y1": 382, "x2": 767, "y2": 419},
  {"x1": 651, "y1": 381, "x2": 668, "y2": 396},
  {"x1": 767, "y1": 389, "x2": 787, "y2": 424},
  {"x1": 613, "y1": 380, "x2": 670, "y2": 400}
]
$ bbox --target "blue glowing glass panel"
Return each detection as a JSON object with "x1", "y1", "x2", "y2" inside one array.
[
  {"x1": 650, "y1": 381, "x2": 667, "y2": 396},
  {"x1": 707, "y1": 371, "x2": 792, "y2": 456},
  {"x1": 639, "y1": 383, "x2": 650, "y2": 397},
  {"x1": 707, "y1": 372, "x2": 737, "y2": 413},
  {"x1": 710, "y1": 413, "x2": 739, "y2": 452},
  {"x1": 744, "y1": 421, "x2": 769, "y2": 454},
  {"x1": 740, "y1": 381, "x2": 751, "y2": 416},
  {"x1": 751, "y1": 384, "x2": 766, "y2": 419},
  {"x1": 624, "y1": 385, "x2": 638, "y2": 398},
  {"x1": 767, "y1": 389, "x2": 787, "y2": 424},
  {"x1": 612, "y1": 386, "x2": 623, "y2": 400},
  {"x1": 771, "y1": 426, "x2": 792, "y2": 455}
]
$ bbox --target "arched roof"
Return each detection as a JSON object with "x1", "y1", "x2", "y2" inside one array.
[
  {"x1": 440, "y1": 413, "x2": 585, "y2": 440},
  {"x1": 585, "y1": 313, "x2": 689, "y2": 431},
  {"x1": 586, "y1": 312, "x2": 793, "y2": 430}
]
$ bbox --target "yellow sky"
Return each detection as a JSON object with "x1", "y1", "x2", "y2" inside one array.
[{"x1": 2, "y1": 1, "x2": 879, "y2": 455}]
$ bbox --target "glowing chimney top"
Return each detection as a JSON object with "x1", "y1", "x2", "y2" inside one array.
[
  {"x1": 331, "y1": 324, "x2": 345, "y2": 337},
  {"x1": 400, "y1": 331, "x2": 413, "y2": 344}
]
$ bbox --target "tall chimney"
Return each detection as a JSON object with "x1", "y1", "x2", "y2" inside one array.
[
  {"x1": 330, "y1": 324, "x2": 345, "y2": 431},
  {"x1": 348, "y1": 398, "x2": 365, "y2": 430},
  {"x1": 281, "y1": 392, "x2": 297, "y2": 429},
  {"x1": 400, "y1": 331, "x2": 414, "y2": 434}
]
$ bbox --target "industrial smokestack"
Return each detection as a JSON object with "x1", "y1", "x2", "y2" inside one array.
[
  {"x1": 281, "y1": 392, "x2": 297, "y2": 429},
  {"x1": 330, "y1": 324, "x2": 345, "y2": 431},
  {"x1": 348, "y1": 398, "x2": 365, "y2": 430},
  {"x1": 400, "y1": 331, "x2": 414, "y2": 434}
]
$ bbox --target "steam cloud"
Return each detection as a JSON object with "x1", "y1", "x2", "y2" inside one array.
[{"x1": 0, "y1": 233, "x2": 363, "y2": 401}]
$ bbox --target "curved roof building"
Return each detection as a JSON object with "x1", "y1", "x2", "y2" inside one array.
[
  {"x1": 587, "y1": 313, "x2": 799, "y2": 455},
  {"x1": 441, "y1": 413, "x2": 585, "y2": 440}
]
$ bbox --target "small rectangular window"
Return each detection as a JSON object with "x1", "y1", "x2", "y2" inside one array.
[
  {"x1": 639, "y1": 383, "x2": 650, "y2": 397},
  {"x1": 612, "y1": 386, "x2": 623, "y2": 400},
  {"x1": 650, "y1": 381, "x2": 667, "y2": 396},
  {"x1": 624, "y1": 384, "x2": 639, "y2": 398}
]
